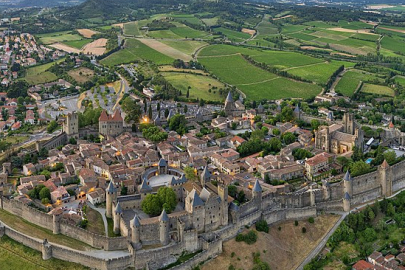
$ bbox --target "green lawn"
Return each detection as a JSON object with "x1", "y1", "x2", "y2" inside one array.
[
  {"x1": 101, "y1": 39, "x2": 174, "y2": 66},
  {"x1": 361, "y1": 83, "x2": 395, "y2": 96},
  {"x1": 160, "y1": 40, "x2": 207, "y2": 55},
  {"x1": 394, "y1": 75, "x2": 405, "y2": 86},
  {"x1": 381, "y1": 36, "x2": 405, "y2": 54},
  {"x1": 23, "y1": 59, "x2": 65, "y2": 85},
  {"x1": 169, "y1": 26, "x2": 208, "y2": 39},
  {"x1": 0, "y1": 209, "x2": 90, "y2": 251},
  {"x1": 124, "y1": 21, "x2": 141, "y2": 36},
  {"x1": 162, "y1": 72, "x2": 225, "y2": 101},
  {"x1": 335, "y1": 69, "x2": 383, "y2": 97},
  {"x1": 36, "y1": 31, "x2": 83, "y2": 45},
  {"x1": 63, "y1": 39, "x2": 92, "y2": 49},
  {"x1": 0, "y1": 236, "x2": 89, "y2": 270}
]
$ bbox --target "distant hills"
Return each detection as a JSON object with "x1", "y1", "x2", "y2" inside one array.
[{"x1": 0, "y1": 0, "x2": 86, "y2": 8}]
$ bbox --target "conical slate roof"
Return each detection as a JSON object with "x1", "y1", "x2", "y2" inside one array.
[
  {"x1": 381, "y1": 159, "x2": 390, "y2": 169},
  {"x1": 344, "y1": 192, "x2": 351, "y2": 200},
  {"x1": 343, "y1": 170, "x2": 351, "y2": 181},
  {"x1": 132, "y1": 214, "x2": 141, "y2": 227},
  {"x1": 252, "y1": 179, "x2": 262, "y2": 192},
  {"x1": 226, "y1": 92, "x2": 233, "y2": 103},
  {"x1": 294, "y1": 104, "x2": 300, "y2": 113},
  {"x1": 139, "y1": 179, "x2": 152, "y2": 193},
  {"x1": 115, "y1": 202, "x2": 122, "y2": 214},
  {"x1": 107, "y1": 181, "x2": 116, "y2": 193},
  {"x1": 159, "y1": 209, "x2": 169, "y2": 222},
  {"x1": 189, "y1": 189, "x2": 204, "y2": 207},
  {"x1": 327, "y1": 111, "x2": 334, "y2": 121},
  {"x1": 158, "y1": 158, "x2": 167, "y2": 167},
  {"x1": 257, "y1": 103, "x2": 264, "y2": 110},
  {"x1": 201, "y1": 166, "x2": 211, "y2": 181}
]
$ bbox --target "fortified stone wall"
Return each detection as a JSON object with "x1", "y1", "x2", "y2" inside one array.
[{"x1": 135, "y1": 242, "x2": 184, "y2": 270}]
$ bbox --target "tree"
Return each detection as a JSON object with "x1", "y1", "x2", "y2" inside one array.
[
  {"x1": 40, "y1": 170, "x2": 51, "y2": 179},
  {"x1": 282, "y1": 132, "x2": 296, "y2": 145},
  {"x1": 310, "y1": 119, "x2": 320, "y2": 131},
  {"x1": 141, "y1": 187, "x2": 177, "y2": 216},
  {"x1": 184, "y1": 166, "x2": 197, "y2": 181},
  {"x1": 184, "y1": 104, "x2": 188, "y2": 114},
  {"x1": 281, "y1": 106, "x2": 294, "y2": 122},
  {"x1": 186, "y1": 88, "x2": 190, "y2": 98},
  {"x1": 228, "y1": 185, "x2": 237, "y2": 198},
  {"x1": 272, "y1": 128, "x2": 280, "y2": 136},
  {"x1": 39, "y1": 187, "x2": 51, "y2": 200},
  {"x1": 69, "y1": 137, "x2": 77, "y2": 145},
  {"x1": 293, "y1": 148, "x2": 313, "y2": 160},
  {"x1": 39, "y1": 148, "x2": 48, "y2": 158},
  {"x1": 142, "y1": 125, "x2": 168, "y2": 143},
  {"x1": 349, "y1": 160, "x2": 371, "y2": 177},
  {"x1": 148, "y1": 104, "x2": 152, "y2": 120},
  {"x1": 251, "y1": 129, "x2": 265, "y2": 141},
  {"x1": 121, "y1": 97, "x2": 142, "y2": 123},
  {"x1": 169, "y1": 114, "x2": 187, "y2": 135},
  {"x1": 384, "y1": 150, "x2": 396, "y2": 165},
  {"x1": 47, "y1": 120, "x2": 58, "y2": 133}
]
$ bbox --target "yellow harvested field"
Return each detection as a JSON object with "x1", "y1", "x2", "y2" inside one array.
[
  {"x1": 331, "y1": 52, "x2": 356, "y2": 58},
  {"x1": 242, "y1": 28, "x2": 256, "y2": 36},
  {"x1": 300, "y1": 46, "x2": 332, "y2": 51},
  {"x1": 83, "y1": 38, "x2": 108, "y2": 56},
  {"x1": 328, "y1": 27, "x2": 376, "y2": 35},
  {"x1": 77, "y1": 28, "x2": 98, "y2": 38},
  {"x1": 137, "y1": 38, "x2": 192, "y2": 61},
  {"x1": 49, "y1": 43, "x2": 81, "y2": 54},
  {"x1": 201, "y1": 215, "x2": 340, "y2": 270}
]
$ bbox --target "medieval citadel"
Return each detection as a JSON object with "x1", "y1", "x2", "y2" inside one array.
[{"x1": 1, "y1": 95, "x2": 405, "y2": 270}]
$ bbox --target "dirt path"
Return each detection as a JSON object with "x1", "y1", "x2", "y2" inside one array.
[
  {"x1": 282, "y1": 61, "x2": 328, "y2": 71},
  {"x1": 237, "y1": 77, "x2": 279, "y2": 86},
  {"x1": 328, "y1": 68, "x2": 350, "y2": 93}
]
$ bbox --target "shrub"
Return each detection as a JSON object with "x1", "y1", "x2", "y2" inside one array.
[
  {"x1": 308, "y1": 217, "x2": 315, "y2": 223},
  {"x1": 235, "y1": 230, "x2": 258, "y2": 245},
  {"x1": 278, "y1": 226, "x2": 281, "y2": 231},
  {"x1": 256, "y1": 220, "x2": 269, "y2": 233},
  {"x1": 295, "y1": 220, "x2": 299, "y2": 226},
  {"x1": 228, "y1": 265, "x2": 235, "y2": 270},
  {"x1": 231, "y1": 252, "x2": 235, "y2": 258},
  {"x1": 302, "y1": 227, "x2": 307, "y2": 233}
]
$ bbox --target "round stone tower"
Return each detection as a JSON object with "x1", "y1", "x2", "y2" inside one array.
[
  {"x1": 106, "y1": 181, "x2": 117, "y2": 218},
  {"x1": 159, "y1": 209, "x2": 169, "y2": 246},
  {"x1": 113, "y1": 202, "x2": 122, "y2": 235}
]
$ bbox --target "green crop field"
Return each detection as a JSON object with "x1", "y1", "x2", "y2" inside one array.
[
  {"x1": 124, "y1": 21, "x2": 141, "y2": 36},
  {"x1": 394, "y1": 76, "x2": 405, "y2": 86},
  {"x1": 63, "y1": 39, "x2": 92, "y2": 49},
  {"x1": 148, "y1": 29, "x2": 182, "y2": 39},
  {"x1": 381, "y1": 36, "x2": 405, "y2": 54},
  {"x1": 249, "y1": 51, "x2": 324, "y2": 69},
  {"x1": 160, "y1": 40, "x2": 207, "y2": 55},
  {"x1": 361, "y1": 83, "x2": 395, "y2": 96},
  {"x1": 214, "y1": 27, "x2": 251, "y2": 42},
  {"x1": 198, "y1": 44, "x2": 256, "y2": 57},
  {"x1": 36, "y1": 31, "x2": 83, "y2": 45},
  {"x1": 162, "y1": 72, "x2": 225, "y2": 101},
  {"x1": 0, "y1": 236, "x2": 89, "y2": 270},
  {"x1": 256, "y1": 16, "x2": 279, "y2": 35},
  {"x1": 281, "y1": 24, "x2": 308, "y2": 34},
  {"x1": 171, "y1": 14, "x2": 203, "y2": 26},
  {"x1": 335, "y1": 69, "x2": 382, "y2": 97},
  {"x1": 303, "y1": 21, "x2": 335, "y2": 28},
  {"x1": 287, "y1": 32, "x2": 317, "y2": 41},
  {"x1": 199, "y1": 54, "x2": 321, "y2": 100},
  {"x1": 337, "y1": 20, "x2": 372, "y2": 30},
  {"x1": 202, "y1": 17, "x2": 219, "y2": 27},
  {"x1": 170, "y1": 26, "x2": 208, "y2": 38},
  {"x1": 101, "y1": 39, "x2": 173, "y2": 66}
]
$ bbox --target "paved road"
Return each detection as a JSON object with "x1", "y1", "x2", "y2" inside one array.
[
  {"x1": 88, "y1": 203, "x2": 108, "y2": 237},
  {"x1": 296, "y1": 212, "x2": 347, "y2": 270}
]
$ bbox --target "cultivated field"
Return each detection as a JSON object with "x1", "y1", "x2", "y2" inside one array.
[
  {"x1": 334, "y1": 69, "x2": 383, "y2": 97},
  {"x1": 77, "y1": 28, "x2": 98, "y2": 38},
  {"x1": 101, "y1": 38, "x2": 173, "y2": 66},
  {"x1": 159, "y1": 40, "x2": 207, "y2": 56},
  {"x1": 137, "y1": 38, "x2": 192, "y2": 61},
  {"x1": 201, "y1": 215, "x2": 340, "y2": 270},
  {"x1": 162, "y1": 72, "x2": 225, "y2": 101},
  {"x1": 82, "y1": 38, "x2": 108, "y2": 56},
  {"x1": 23, "y1": 59, "x2": 64, "y2": 85},
  {"x1": 123, "y1": 21, "x2": 141, "y2": 36},
  {"x1": 361, "y1": 83, "x2": 395, "y2": 96},
  {"x1": 49, "y1": 43, "x2": 81, "y2": 54},
  {"x1": 68, "y1": 67, "x2": 95, "y2": 83},
  {"x1": 63, "y1": 39, "x2": 92, "y2": 49},
  {"x1": 37, "y1": 31, "x2": 83, "y2": 45}
]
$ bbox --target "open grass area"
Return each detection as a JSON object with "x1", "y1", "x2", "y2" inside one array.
[
  {"x1": 162, "y1": 72, "x2": 225, "y2": 101},
  {"x1": 0, "y1": 235, "x2": 90, "y2": 270},
  {"x1": 361, "y1": 83, "x2": 395, "y2": 96},
  {"x1": 394, "y1": 75, "x2": 405, "y2": 86},
  {"x1": 23, "y1": 61, "x2": 59, "y2": 85},
  {"x1": 170, "y1": 26, "x2": 208, "y2": 39},
  {"x1": 381, "y1": 36, "x2": 405, "y2": 54},
  {"x1": 335, "y1": 69, "x2": 382, "y2": 97},
  {"x1": 201, "y1": 215, "x2": 340, "y2": 270},
  {"x1": 171, "y1": 14, "x2": 204, "y2": 26},
  {"x1": 100, "y1": 38, "x2": 174, "y2": 66},
  {"x1": 124, "y1": 21, "x2": 141, "y2": 36},
  {"x1": 85, "y1": 207, "x2": 105, "y2": 236},
  {"x1": 63, "y1": 39, "x2": 92, "y2": 49},
  {"x1": 36, "y1": 31, "x2": 83, "y2": 45},
  {"x1": 249, "y1": 50, "x2": 324, "y2": 69},
  {"x1": 202, "y1": 17, "x2": 219, "y2": 27},
  {"x1": 147, "y1": 29, "x2": 182, "y2": 39},
  {"x1": 3, "y1": 135, "x2": 29, "y2": 145},
  {"x1": 0, "y1": 209, "x2": 91, "y2": 251},
  {"x1": 198, "y1": 44, "x2": 257, "y2": 57}
]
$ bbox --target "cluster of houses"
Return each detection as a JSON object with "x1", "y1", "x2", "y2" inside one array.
[
  {"x1": 0, "y1": 31, "x2": 65, "y2": 86},
  {"x1": 353, "y1": 250, "x2": 405, "y2": 270}
]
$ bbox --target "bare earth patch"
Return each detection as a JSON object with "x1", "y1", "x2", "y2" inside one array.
[
  {"x1": 300, "y1": 46, "x2": 332, "y2": 52},
  {"x1": 83, "y1": 38, "x2": 108, "y2": 56},
  {"x1": 113, "y1": 23, "x2": 124, "y2": 29},
  {"x1": 378, "y1": 26, "x2": 405, "y2": 34},
  {"x1": 137, "y1": 38, "x2": 192, "y2": 61},
  {"x1": 68, "y1": 67, "x2": 95, "y2": 83},
  {"x1": 49, "y1": 43, "x2": 81, "y2": 54},
  {"x1": 77, "y1": 28, "x2": 98, "y2": 38},
  {"x1": 366, "y1": 4, "x2": 394, "y2": 10},
  {"x1": 242, "y1": 28, "x2": 256, "y2": 36},
  {"x1": 158, "y1": 65, "x2": 208, "y2": 75},
  {"x1": 273, "y1": 15, "x2": 293, "y2": 20},
  {"x1": 331, "y1": 52, "x2": 357, "y2": 58},
  {"x1": 201, "y1": 215, "x2": 340, "y2": 270},
  {"x1": 328, "y1": 27, "x2": 376, "y2": 35},
  {"x1": 329, "y1": 44, "x2": 372, "y2": 56}
]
